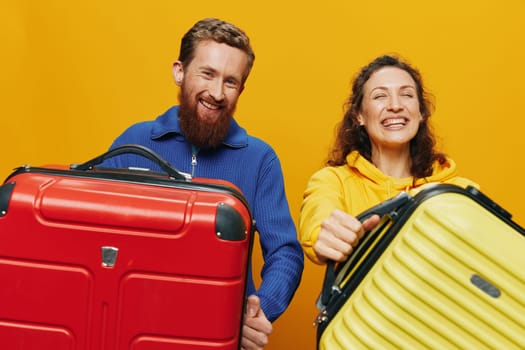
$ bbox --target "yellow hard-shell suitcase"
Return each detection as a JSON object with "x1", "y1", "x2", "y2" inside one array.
[{"x1": 315, "y1": 183, "x2": 525, "y2": 350}]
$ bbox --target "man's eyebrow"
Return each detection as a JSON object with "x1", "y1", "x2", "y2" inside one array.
[{"x1": 198, "y1": 64, "x2": 216, "y2": 72}]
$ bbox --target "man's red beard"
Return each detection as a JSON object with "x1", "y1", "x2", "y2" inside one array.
[{"x1": 178, "y1": 89, "x2": 234, "y2": 149}]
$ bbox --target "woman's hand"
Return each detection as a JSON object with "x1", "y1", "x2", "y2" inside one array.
[{"x1": 313, "y1": 210, "x2": 380, "y2": 263}]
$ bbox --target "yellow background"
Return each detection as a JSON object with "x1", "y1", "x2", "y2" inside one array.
[{"x1": 2, "y1": 1, "x2": 525, "y2": 349}]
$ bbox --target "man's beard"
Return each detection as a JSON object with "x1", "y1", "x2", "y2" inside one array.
[{"x1": 178, "y1": 89, "x2": 234, "y2": 149}]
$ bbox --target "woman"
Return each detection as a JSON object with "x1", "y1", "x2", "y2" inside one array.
[{"x1": 299, "y1": 54, "x2": 478, "y2": 264}]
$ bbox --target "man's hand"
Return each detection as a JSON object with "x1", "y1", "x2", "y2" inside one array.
[
  {"x1": 241, "y1": 295, "x2": 272, "y2": 350},
  {"x1": 314, "y1": 210, "x2": 380, "y2": 263}
]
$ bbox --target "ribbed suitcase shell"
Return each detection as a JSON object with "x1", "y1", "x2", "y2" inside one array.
[
  {"x1": 318, "y1": 184, "x2": 525, "y2": 350},
  {"x1": 0, "y1": 146, "x2": 253, "y2": 350}
]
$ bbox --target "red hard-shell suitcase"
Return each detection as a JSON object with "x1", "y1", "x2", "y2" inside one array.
[{"x1": 0, "y1": 145, "x2": 254, "y2": 350}]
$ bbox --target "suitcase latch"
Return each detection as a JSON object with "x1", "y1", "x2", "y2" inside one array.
[
  {"x1": 313, "y1": 309, "x2": 328, "y2": 328},
  {"x1": 101, "y1": 246, "x2": 119, "y2": 267}
]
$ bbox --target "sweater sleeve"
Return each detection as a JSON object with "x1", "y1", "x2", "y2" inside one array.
[
  {"x1": 252, "y1": 155, "x2": 304, "y2": 322},
  {"x1": 299, "y1": 167, "x2": 349, "y2": 264}
]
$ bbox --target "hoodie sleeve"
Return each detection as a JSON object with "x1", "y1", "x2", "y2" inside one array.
[{"x1": 299, "y1": 167, "x2": 350, "y2": 265}]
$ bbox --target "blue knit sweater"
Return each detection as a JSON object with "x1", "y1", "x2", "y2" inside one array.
[{"x1": 101, "y1": 105, "x2": 304, "y2": 322}]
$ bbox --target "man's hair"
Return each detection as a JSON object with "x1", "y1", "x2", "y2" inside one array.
[
  {"x1": 178, "y1": 18, "x2": 255, "y2": 82},
  {"x1": 328, "y1": 54, "x2": 446, "y2": 178}
]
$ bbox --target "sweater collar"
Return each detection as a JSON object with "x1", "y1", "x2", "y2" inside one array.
[{"x1": 150, "y1": 105, "x2": 248, "y2": 148}]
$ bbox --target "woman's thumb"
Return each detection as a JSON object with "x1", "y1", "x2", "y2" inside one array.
[{"x1": 362, "y1": 214, "x2": 381, "y2": 231}]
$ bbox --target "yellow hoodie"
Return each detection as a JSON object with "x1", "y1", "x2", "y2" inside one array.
[{"x1": 299, "y1": 151, "x2": 479, "y2": 264}]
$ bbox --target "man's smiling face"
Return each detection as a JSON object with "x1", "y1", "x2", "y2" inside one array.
[{"x1": 173, "y1": 40, "x2": 248, "y2": 148}]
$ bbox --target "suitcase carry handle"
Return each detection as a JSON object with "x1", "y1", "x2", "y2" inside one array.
[
  {"x1": 318, "y1": 191, "x2": 411, "y2": 309},
  {"x1": 70, "y1": 144, "x2": 189, "y2": 181}
]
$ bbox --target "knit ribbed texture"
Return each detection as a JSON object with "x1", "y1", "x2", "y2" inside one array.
[{"x1": 101, "y1": 106, "x2": 304, "y2": 322}]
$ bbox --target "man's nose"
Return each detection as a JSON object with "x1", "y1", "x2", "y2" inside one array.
[{"x1": 208, "y1": 80, "x2": 225, "y2": 101}]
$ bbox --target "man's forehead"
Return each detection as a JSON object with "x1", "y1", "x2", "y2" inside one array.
[{"x1": 189, "y1": 41, "x2": 248, "y2": 77}]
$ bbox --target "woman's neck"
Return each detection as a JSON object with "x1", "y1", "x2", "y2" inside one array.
[{"x1": 371, "y1": 147, "x2": 412, "y2": 178}]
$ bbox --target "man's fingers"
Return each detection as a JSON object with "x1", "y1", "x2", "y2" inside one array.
[
  {"x1": 241, "y1": 298, "x2": 272, "y2": 350},
  {"x1": 245, "y1": 295, "x2": 261, "y2": 317},
  {"x1": 242, "y1": 323, "x2": 270, "y2": 347},
  {"x1": 241, "y1": 328, "x2": 261, "y2": 350}
]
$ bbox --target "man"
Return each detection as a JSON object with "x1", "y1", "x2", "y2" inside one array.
[{"x1": 101, "y1": 18, "x2": 304, "y2": 349}]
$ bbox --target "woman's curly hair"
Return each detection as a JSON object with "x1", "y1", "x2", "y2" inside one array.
[{"x1": 327, "y1": 54, "x2": 446, "y2": 178}]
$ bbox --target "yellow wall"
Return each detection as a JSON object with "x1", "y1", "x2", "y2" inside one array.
[{"x1": 2, "y1": 1, "x2": 525, "y2": 349}]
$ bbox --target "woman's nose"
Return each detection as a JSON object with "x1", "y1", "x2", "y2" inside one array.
[{"x1": 387, "y1": 95, "x2": 403, "y2": 111}]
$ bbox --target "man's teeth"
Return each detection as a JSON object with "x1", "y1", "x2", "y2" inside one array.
[{"x1": 201, "y1": 100, "x2": 220, "y2": 110}]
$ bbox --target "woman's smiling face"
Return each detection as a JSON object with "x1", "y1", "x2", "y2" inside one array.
[{"x1": 358, "y1": 66, "x2": 422, "y2": 152}]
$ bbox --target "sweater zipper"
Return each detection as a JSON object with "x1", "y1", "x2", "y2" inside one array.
[{"x1": 191, "y1": 145, "x2": 199, "y2": 177}]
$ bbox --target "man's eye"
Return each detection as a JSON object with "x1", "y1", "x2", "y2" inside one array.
[{"x1": 225, "y1": 79, "x2": 239, "y2": 88}]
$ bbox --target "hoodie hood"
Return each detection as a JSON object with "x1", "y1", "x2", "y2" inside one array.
[{"x1": 346, "y1": 150, "x2": 460, "y2": 192}]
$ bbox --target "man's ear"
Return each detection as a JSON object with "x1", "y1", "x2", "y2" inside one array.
[{"x1": 172, "y1": 61, "x2": 184, "y2": 86}]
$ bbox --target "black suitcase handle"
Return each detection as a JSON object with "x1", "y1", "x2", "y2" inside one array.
[
  {"x1": 318, "y1": 191, "x2": 411, "y2": 308},
  {"x1": 70, "y1": 144, "x2": 189, "y2": 181}
]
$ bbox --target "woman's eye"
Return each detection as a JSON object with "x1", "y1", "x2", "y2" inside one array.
[{"x1": 401, "y1": 88, "x2": 416, "y2": 98}]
